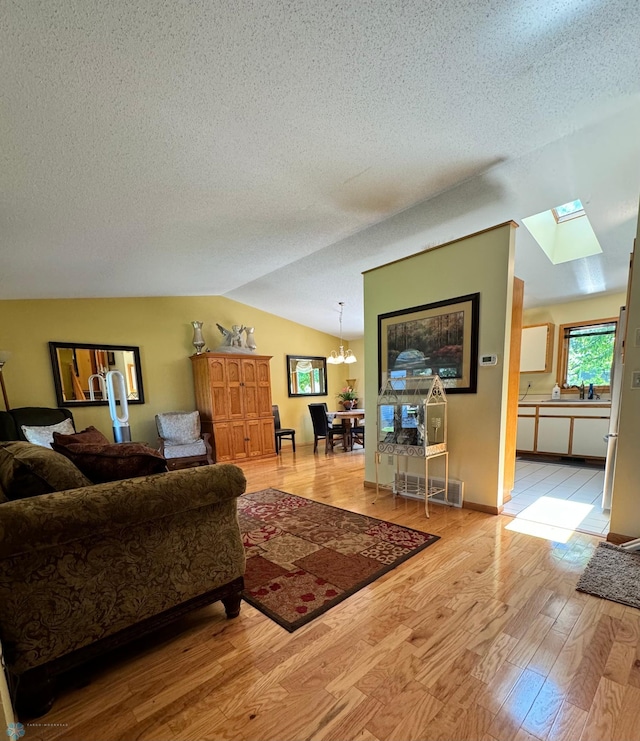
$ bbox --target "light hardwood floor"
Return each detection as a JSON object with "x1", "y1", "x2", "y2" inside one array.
[{"x1": 28, "y1": 446, "x2": 640, "y2": 741}]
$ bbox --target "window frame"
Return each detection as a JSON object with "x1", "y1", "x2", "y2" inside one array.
[
  {"x1": 555, "y1": 317, "x2": 618, "y2": 395},
  {"x1": 552, "y1": 200, "x2": 585, "y2": 224}
]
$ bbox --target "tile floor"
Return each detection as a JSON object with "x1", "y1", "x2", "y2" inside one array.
[{"x1": 504, "y1": 458, "x2": 609, "y2": 537}]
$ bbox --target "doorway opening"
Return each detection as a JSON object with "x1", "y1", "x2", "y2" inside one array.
[{"x1": 504, "y1": 457, "x2": 608, "y2": 537}]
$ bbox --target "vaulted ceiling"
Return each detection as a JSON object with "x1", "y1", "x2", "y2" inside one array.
[{"x1": 2, "y1": 0, "x2": 639, "y2": 338}]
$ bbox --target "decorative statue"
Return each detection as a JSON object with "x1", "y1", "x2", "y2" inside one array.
[
  {"x1": 216, "y1": 323, "x2": 243, "y2": 346},
  {"x1": 231, "y1": 325, "x2": 246, "y2": 348},
  {"x1": 215, "y1": 323, "x2": 256, "y2": 353}
]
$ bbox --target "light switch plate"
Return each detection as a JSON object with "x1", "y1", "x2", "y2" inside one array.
[
  {"x1": 635, "y1": 328, "x2": 640, "y2": 347},
  {"x1": 632, "y1": 371, "x2": 640, "y2": 389}
]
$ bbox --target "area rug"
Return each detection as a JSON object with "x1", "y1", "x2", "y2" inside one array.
[
  {"x1": 576, "y1": 541, "x2": 640, "y2": 609},
  {"x1": 238, "y1": 488, "x2": 440, "y2": 631}
]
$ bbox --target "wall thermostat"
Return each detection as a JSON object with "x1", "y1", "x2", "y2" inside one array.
[{"x1": 480, "y1": 354, "x2": 498, "y2": 366}]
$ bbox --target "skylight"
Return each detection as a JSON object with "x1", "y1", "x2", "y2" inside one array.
[
  {"x1": 522, "y1": 199, "x2": 602, "y2": 265},
  {"x1": 552, "y1": 199, "x2": 585, "y2": 223}
]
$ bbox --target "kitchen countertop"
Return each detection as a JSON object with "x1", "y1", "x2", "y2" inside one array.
[{"x1": 519, "y1": 399, "x2": 611, "y2": 406}]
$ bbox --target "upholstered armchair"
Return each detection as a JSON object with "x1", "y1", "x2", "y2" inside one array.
[{"x1": 155, "y1": 411, "x2": 213, "y2": 470}]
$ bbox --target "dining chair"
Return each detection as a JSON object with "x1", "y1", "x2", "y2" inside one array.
[
  {"x1": 272, "y1": 404, "x2": 296, "y2": 453},
  {"x1": 308, "y1": 403, "x2": 344, "y2": 453},
  {"x1": 351, "y1": 418, "x2": 365, "y2": 448}
]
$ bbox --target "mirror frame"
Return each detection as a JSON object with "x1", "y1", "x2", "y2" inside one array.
[
  {"x1": 49, "y1": 341, "x2": 145, "y2": 407},
  {"x1": 286, "y1": 355, "x2": 328, "y2": 398}
]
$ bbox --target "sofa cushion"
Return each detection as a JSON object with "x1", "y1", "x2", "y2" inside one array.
[
  {"x1": 21, "y1": 418, "x2": 75, "y2": 448},
  {"x1": 163, "y1": 439, "x2": 208, "y2": 459},
  {"x1": 0, "y1": 441, "x2": 92, "y2": 501},
  {"x1": 52, "y1": 425, "x2": 110, "y2": 448},
  {"x1": 156, "y1": 412, "x2": 201, "y2": 444},
  {"x1": 52, "y1": 442, "x2": 168, "y2": 483}
]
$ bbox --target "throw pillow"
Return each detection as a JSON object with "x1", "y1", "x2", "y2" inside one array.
[
  {"x1": 0, "y1": 441, "x2": 92, "y2": 501},
  {"x1": 53, "y1": 442, "x2": 167, "y2": 484},
  {"x1": 21, "y1": 418, "x2": 75, "y2": 448},
  {"x1": 52, "y1": 425, "x2": 110, "y2": 448}
]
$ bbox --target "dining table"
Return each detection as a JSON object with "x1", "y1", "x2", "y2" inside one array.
[{"x1": 328, "y1": 408, "x2": 365, "y2": 451}]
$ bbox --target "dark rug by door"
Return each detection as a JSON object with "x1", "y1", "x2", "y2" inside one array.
[
  {"x1": 238, "y1": 488, "x2": 439, "y2": 631},
  {"x1": 576, "y1": 542, "x2": 640, "y2": 609}
]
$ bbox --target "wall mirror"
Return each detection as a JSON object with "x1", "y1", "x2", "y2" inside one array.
[
  {"x1": 49, "y1": 342, "x2": 145, "y2": 407},
  {"x1": 287, "y1": 355, "x2": 327, "y2": 397}
]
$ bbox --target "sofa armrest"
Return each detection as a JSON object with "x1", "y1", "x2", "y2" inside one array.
[{"x1": 0, "y1": 463, "x2": 246, "y2": 559}]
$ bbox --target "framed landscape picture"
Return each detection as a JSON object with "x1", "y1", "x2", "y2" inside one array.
[{"x1": 378, "y1": 293, "x2": 480, "y2": 393}]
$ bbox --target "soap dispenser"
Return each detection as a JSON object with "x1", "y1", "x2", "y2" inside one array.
[{"x1": 552, "y1": 383, "x2": 561, "y2": 400}]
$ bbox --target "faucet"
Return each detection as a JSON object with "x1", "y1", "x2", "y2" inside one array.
[{"x1": 569, "y1": 383, "x2": 585, "y2": 399}]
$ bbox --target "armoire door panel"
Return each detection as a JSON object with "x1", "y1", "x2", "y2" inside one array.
[
  {"x1": 256, "y1": 358, "x2": 271, "y2": 384},
  {"x1": 230, "y1": 422, "x2": 248, "y2": 459},
  {"x1": 243, "y1": 387, "x2": 259, "y2": 417},
  {"x1": 259, "y1": 417, "x2": 276, "y2": 456},
  {"x1": 246, "y1": 419, "x2": 264, "y2": 457},
  {"x1": 227, "y1": 386, "x2": 244, "y2": 418},
  {"x1": 257, "y1": 387, "x2": 272, "y2": 417},
  {"x1": 212, "y1": 423, "x2": 233, "y2": 462},
  {"x1": 208, "y1": 357, "x2": 226, "y2": 384},
  {"x1": 211, "y1": 386, "x2": 229, "y2": 421},
  {"x1": 242, "y1": 359, "x2": 257, "y2": 385},
  {"x1": 225, "y1": 358, "x2": 242, "y2": 383}
]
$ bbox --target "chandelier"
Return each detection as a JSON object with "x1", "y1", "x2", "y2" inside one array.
[{"x1": 327, "y1": 302, "x2": 357, "y2": 365}]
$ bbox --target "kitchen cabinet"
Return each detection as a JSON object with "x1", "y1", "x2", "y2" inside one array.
[
  {"x1": 191, "y1": 353, "x2": 276, "y2": 462},
  {"x1": 517, "y1": 402, "x2": 610, "y2": 460},
  {"x1": 520, "y1": 323, "x2": 554, "y2": 373},
  {"x1": 537, "y1": 417, "x2": 571, "y2": 454},
  {"x1": 515, "y1": 416, "x2": 535, "y2": 452},
  {"x1": 571, "y1": 418, "x2": 609, "y2": 458}
]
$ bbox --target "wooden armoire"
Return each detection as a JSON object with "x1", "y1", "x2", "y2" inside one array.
[{"x1": 190, "y1": 353, "x2": 276, "y2": 462}]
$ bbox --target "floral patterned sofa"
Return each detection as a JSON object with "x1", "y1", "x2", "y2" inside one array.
[{"x1": 0, "y1": 446, "x2": 246, "y2": 718}]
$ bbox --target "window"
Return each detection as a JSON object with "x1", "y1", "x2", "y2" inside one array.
[
  {"x1": 552, "y1": 199, "x2": 585, "y2": 223},
  {"x1": 557, "y1": 319, "x2": 617, "y2": 391}
]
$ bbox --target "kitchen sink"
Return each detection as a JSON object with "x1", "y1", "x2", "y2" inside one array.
[{"x1": 544, "y1": 398, "x2": 609, "y2": 403}]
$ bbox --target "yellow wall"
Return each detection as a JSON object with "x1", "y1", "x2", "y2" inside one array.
[
  {"x1": 521, "y1": 293, "x2": 626, "y2": 395},
  {"x1": 363, "y1": 223, "x2": 517, "y2": 509},
  {"x1": 610, "y1": 211, "x2": 640, "y2": 538},
  {"x1": 0, "y1": 296, "x2": 357, "y2": 447}
]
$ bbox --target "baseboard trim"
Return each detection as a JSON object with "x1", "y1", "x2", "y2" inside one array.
[
  {"x1": 463, "y1": 501, "x2": 502, "y2": 516},
  {"x1": 606, "y1": 531, "x2": 635, "y2": 545},
  {"x1": 364, "y1": 480, "x2": 376, "y2": 489}
]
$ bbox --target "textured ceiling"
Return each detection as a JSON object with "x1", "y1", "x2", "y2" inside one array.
[{"x1": 2, "y1": 0, "x2": 639, "y2": 338}]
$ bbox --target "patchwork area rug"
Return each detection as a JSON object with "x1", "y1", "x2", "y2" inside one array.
[
  {"x1": 238, "y1": 488, "x2": 439, "y2": 631},
  {"x1": 576, "y1": 541, "x2": 640, "y2": 609}
]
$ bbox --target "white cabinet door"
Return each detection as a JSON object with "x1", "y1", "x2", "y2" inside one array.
[
  {"x1": 571, "y1": 418, "x2": 609, "y2": 458},
  {"x1": 537, "y1": 417, "x2": 571, "y2": 454},
  {"x1": 516, "y1": 417, "x2": 536, "y2": 451},
  {"x1": 520, "y1": 324, "x2": 554, "y2": 373}
]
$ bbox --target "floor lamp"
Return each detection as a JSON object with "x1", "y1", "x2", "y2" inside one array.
[{"x1": 0, "y1": 351, "x2": 10, "y2": 411}]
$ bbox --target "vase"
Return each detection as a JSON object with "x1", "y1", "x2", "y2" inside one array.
[
  {"x1": 192, "y1": 321, "x2": 205, "y2": 354},
  {"x1": 245, "y1": 326, "x2": 257, "y2": 351},
  {"x1": 342, "y1": 400, "x2": 357, "y2": 410}
]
